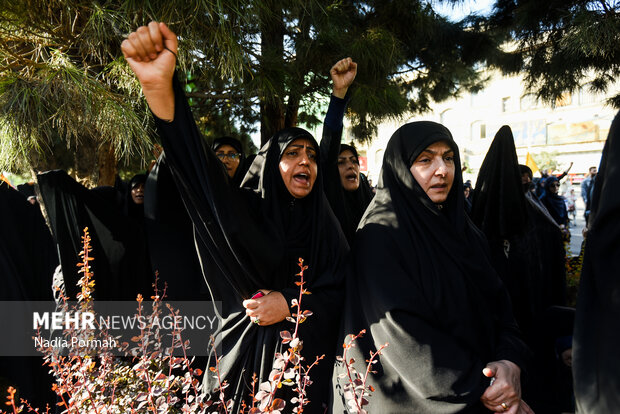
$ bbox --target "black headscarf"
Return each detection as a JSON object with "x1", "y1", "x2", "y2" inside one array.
[
  {"x1": 123, "y1": 173, "x2": 146, "y2": 218},
  {"x1": 573, "y1": 110, "x2": 620, "y2": 413},
  {"x1": 540, "y1": 177, "x2": 568, "y2": 226},
  {"x1": 339, "y1": 144, "x2": 374, "y2": 237},
  {"x1": 213, "y1": 136, "x2": 248, "y2": 187},
  {"x1": 471, "y1": 126, "x2": 528, "y2": 241},
  {"x1": 333, "y1": 121, "x2": 526, "y2": 413},
  {"x1": 153, "y1": 76, "x2": 348, "y2": 413},
  {"x1": 320, "y1": 125, "x2": 373, "y2": 244},
  {"x1": 471, "y1": 127, "x2": 567, "y2": 410},
  {"x1": 471, "y1": 127, "x2": 537, "y2": 332}
]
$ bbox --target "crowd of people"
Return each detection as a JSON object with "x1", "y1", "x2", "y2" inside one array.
[{"x1": 1, "y1": 20, "x2": 618, "y2": 414}]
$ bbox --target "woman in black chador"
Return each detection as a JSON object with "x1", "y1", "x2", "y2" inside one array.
[
  {"x1": 471, "y1": 126, "x2": 568, "y2": 412},
  {"x1": 333, "y1": 121, "x2": 532, "y2": 413},
  {"x1": 122, "y1": 22, "x2": 348, "y2": 413},
  {"x1": 212, "y1": 136, "x2": 248, "y2": 187},
  {"x1": 539, "y1": 177, "x2": 569, "y2": 228},
  {"x1": 573, "y1": 110, "x2": 620, "y2": 413},
  {"x1": 320, "y1": 58, "x2": 373, "y2": 244}
]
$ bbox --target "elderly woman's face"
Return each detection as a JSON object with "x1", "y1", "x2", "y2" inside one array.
[
  {"x1": 409, "y1": 140, "x2": 455, "y2": 204},
  {"x1": 279, "y1": 138, "x2": 318, "y2": 199}
]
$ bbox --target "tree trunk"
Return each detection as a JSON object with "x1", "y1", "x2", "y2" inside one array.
[
  {"x1": 259, "y1": 0, "x2": 285, "y2": 146},
  {"x1": 284, "y1": 95, "x2": 300, "y2": 128},
  {"x1": 97, "y1": 140, "x2": 117, "y2": 187}
]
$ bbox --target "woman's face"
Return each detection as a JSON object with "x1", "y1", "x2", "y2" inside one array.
[
  {"x1": 215, "y1": 144, "x2": 241, "y2": 178},
  {"x1": 409, "y1": 140, "x2": 455, "y2": 204},
  {"x1": 338, "y1": 149, "x2": 360, "y2": 192},
  {"x1": 279, "y1": 138, "x2": 318, "y2": 199},
  {"x1": 549, "y1": 180, "x2": 560, "y2": 194},
  {"x1": 131, "y1": 182, "x2": 145, "y2": 205}
]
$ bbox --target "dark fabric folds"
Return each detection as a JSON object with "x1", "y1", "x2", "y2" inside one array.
[
  {"x1": 153, "y1": 76, "x2": 348, "y2": 413},
  {"x1": 143, "y1": 154, "x2": 210, "y2": 300},
  {"x1": 37, "y1": 170, "x2": 152, "y2": 301},
  {"x1": 471, "y1": 126, "x2": 566, "y2": 338},
  {"x1": 333, "y1": 121, "x2": 527, "y2": 413},
  {"x1": 471, "y1": 127, "x2": 566, "y2": 411},
  {"x1": 471, "y1": 125, "x2": 528, "y2": 241},
  {"x1": 573, "y1": 110, "x2": 620, "y2": 413},
  {"x1": 0, "y1": 181, "x2": 57, "y2": 301},
  {"x1": 0, "y1": 181, "x2": 58, "y2": 407}
]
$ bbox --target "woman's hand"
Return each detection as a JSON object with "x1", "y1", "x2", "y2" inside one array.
[
  {"x1": 243, "y1": 290, "x2": 290, "y2": 326},
  {"x1": 480, "y1": 360, "x2": 523, "y2": 413},
  {"x1": 121, "y1": 21, "x2": 177, "y2": 120},
  {"x1": 330, "y1": 57, "x2": 357, "y2": 99}
]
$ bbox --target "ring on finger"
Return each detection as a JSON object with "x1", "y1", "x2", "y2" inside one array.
[
  {"x1": 253, "y1": 318, "x2": 260, "y2": 325},
  {"x1": 501, "y1": 402, "x2": 509, "y2": 411}
]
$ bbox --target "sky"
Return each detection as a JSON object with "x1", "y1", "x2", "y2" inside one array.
[{"x1": 431, "y1": 0, "x2": 496, "y2": 21}]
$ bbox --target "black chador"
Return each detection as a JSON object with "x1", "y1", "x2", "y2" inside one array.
[
  {"x1": 37, "y1": 170, "x2": 151, "y2": 301},
  {"x1": 471, "y1": 126, "x2": 566, "y2": 340},
  {"x1": 573, "y1": 110, "x2": 620, "y2": 413},
  {"x1": 320, "y1": 95, "x2": 373, "y2": 244},
  {"x1": 152, "y1": 76, "x2": 348, "y2": 413},
  {"x1": 0, "y1": 181, "x2": 58, "y2": 406},
  {"x1": 333, "y1": 122, "x2": 527, "y2": 413}
]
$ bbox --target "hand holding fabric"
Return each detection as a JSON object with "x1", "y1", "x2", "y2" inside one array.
[
  {"x1": 121, "y1": 21, "x2": 178, "y2": 120},
  {"x1": 330, "y1": 57, "x2": 357, "y2": 99},
  {"x1": 243, "y1": 290, "x2": 291, "y2": 326},
  {"x1": 480, "y1": 360, "x2": 522, "y2": 413}
]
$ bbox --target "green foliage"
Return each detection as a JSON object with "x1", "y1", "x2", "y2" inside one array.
[
  {"x1": 531, "y1": 151, "x2": 560, "y2": 173},
  {"x1": 1, "y1": 0, "x2": 501, "y2": 177},
  {"x1": 486, "y1": 0, "x2": 620, "y2": 107},
  {"x1": 0, "y1": 0, "x2": 246, "y2": 181}
]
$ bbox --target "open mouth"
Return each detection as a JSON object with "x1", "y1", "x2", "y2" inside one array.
[
  {"x1": 345, "y1": 172, "x2": 358, "y2": 182},
  {"x1": 430, "y1": 184, "x2": 447, "y2": 190},
  {"x1": 293, "y1": 173, "x2": 310, "y2": 185}
]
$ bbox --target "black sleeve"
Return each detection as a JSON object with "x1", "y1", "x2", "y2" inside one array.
[{"x1": 152, "y1": 75, "x2": 279, "y2": 299}]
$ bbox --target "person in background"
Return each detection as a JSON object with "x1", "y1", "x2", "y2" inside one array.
[
  {"x1": 536, "y1": 163, "x2": 573, "y2": 199},
  {"x1": 564, "y1": 187, "x2": 577, "y2": 227},
  {"x1": 320, "y1": 57, "x2": 374, "y2": 243},
  {"x1": 463, "y1": 181, "x2": 473, "y2": 214},
  {"x1": 540, "y1": 177, "x2": 570, "y2": 228},
  {"x1": 580, "y1": 166, "x2": 597, "y2": 224},
  {"x1": 213, "y1": 136, "x2": 247, "y2": 186}
]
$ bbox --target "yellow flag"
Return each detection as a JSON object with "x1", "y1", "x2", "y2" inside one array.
[
  {"x1": 525, "y1": 152, "x2": 539, "y2": 174},
  {"x1": 0, "y1": 174, "x2": 11, "y2": 186}
]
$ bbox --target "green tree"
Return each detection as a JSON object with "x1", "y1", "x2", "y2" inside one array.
[
  {"x1": 485, "y1": 0, "x2": 620, "y2": 107},
  {"x1": 532, "y1": 150, "x2": 560, "y2": 173},
  {"x1": 1, "y1": 0, "x2": 500, "y2": 182},
  {"x1": 186, "y1": 0, "x2": 503, "y2": 145},
  {"x1": 0, "y1": 0, "x2": 245, "y2": 184}
]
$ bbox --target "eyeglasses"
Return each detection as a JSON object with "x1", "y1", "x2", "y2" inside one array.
[{"x1": 216, "y1": 153, "x2": 241, "y2": 161}]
